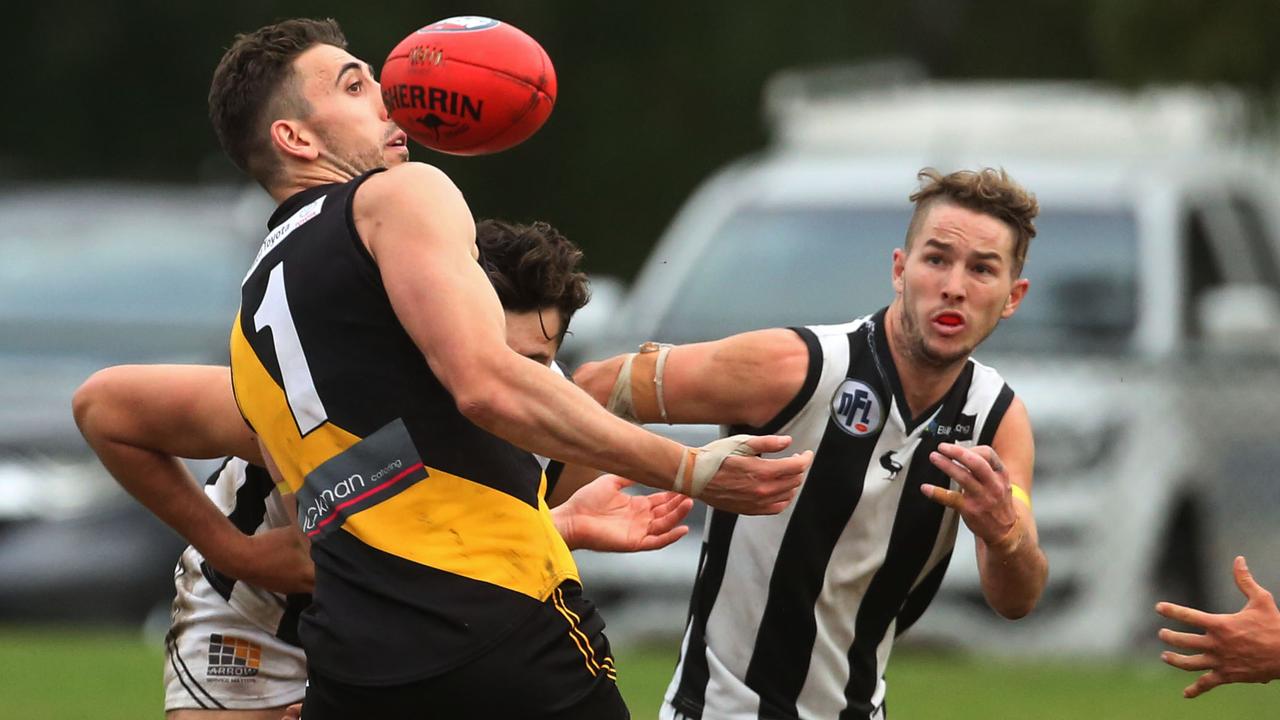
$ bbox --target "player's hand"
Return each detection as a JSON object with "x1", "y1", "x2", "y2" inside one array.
[
  {"x1": 281, "y1": 702, "x2": 302, "y2": 720},
  {"x1": 555, "y1": 474, "x2": 694, "y2": 552},
  {"x1": 218, "y1": 526, "x2": 315, "y2": 594},
  {"x1": 1156, "y1": 555, "x2": 1280, "y2": 698},
  {"x1": 698, "y1": 435, "x2": 811, "y2": 515},
  {"x1": 922, "y1": 443, "x2": 1019, "y2": 548}
]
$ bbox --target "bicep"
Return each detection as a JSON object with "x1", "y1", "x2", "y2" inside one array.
[
  {"x1": 360, "y1": 165, "x2": 512, "y2": 395},
  {"x1": 658, "y1": 328, "x2": 811, "y2": 428},
  {"x1": 78, "y1": 364, "x2": 259, "y2": 461}
]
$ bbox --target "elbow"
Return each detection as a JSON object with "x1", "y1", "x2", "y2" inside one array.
[
  {"x1": 451, "y1": 371, "x2": 519, "y2": 430},
  {"x1": 72, "y1": 369, "x2": 113, "y2": 437},
  {"x1": 992, "y1": 598, "x2": 1038, "y2": 621}
]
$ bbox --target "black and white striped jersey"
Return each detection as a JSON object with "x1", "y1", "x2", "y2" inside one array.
[
  {"x1": 175, "y1": 457, "x2": 309, "y2": 646},
  {"x1": 665, "y1": 308, "x2": 1014, "y2": 720}
]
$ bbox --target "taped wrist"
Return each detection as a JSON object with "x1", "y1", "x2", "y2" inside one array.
[
  {"x1": 672, "y1": 434, "x2": 756, "y2": 498},
  {"x1": 604, "y1": 342, "x2": 674, "y2": 423}
]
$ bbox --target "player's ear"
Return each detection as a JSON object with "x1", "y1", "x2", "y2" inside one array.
[
  {"x1": 270, "y1": 118, "x2": 319, "y2": 162},
  {"x1": 891, "y1": 248, "x2": 907, "y2": 294},
  {"x1": 1002, "y1": 278, "x2": 1030, "y2": 319}
]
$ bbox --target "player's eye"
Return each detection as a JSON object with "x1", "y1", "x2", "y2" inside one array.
[
  {"x1": 348, "y1": 81, "x2": 362, "y2": 94},
  {"x1": 973, "y1": 263, "x2": 992, "y2": 275}
]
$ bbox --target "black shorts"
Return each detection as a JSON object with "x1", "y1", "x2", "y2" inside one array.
[{"x1": 301, "y1": 584, "x2": 628, "y2": 720}]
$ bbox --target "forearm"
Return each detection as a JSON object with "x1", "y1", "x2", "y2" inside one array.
[
  {"x1": 977, "y1": 528, "x2": 1048, "y2": 619},
  {"x1": 465, "y1": 355, "x2": 683, "y2": 491},
  {"x1": 88, "y1": 438, "x2": 250, "y2": 568}
]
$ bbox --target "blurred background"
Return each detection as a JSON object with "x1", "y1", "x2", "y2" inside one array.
[{"x1": 4, "y1": 1, "x2": 1280, "y2": 717}]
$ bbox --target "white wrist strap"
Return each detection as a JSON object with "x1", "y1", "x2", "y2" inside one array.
[
  {"x1": 605, "y1": 352, "x2": 639, "y2": 422},
  {"x1": 673, "y1": 434, "x2": 756, "y2": 497}
]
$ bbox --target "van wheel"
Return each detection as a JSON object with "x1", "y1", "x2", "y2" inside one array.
[
  {"x1": 1154, "y1": 498, "x2": 1209, "y2": 609},
  {"x1": 1143, "y1": 498, "x2": 1209, "y2": 646}
]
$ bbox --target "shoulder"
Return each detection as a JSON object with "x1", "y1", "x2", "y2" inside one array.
[
  {"x1": 967, "y1": 357, "x2": 1012, "y2": 397},
  {"x1": 355, "y1": 162, "x2": 461, "y2": 210},
  {"x1": 806, "y1": 314, "x2": 874, "y2": 340},
  {"x1": 352, "y1": 162, "x2": 475, "y2": 257}
]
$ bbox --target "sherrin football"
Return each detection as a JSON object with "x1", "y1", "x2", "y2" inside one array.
[{"x1": 382, "y1": 16, "x2": 557, "y2": 155}]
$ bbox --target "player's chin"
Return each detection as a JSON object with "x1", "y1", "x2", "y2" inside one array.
[
  {"x1": 383, "y1": 146, "x2": 411, "y2": 165},
  {"x1": 923, "y1": 337, "x2": 973, "y2": 366}
]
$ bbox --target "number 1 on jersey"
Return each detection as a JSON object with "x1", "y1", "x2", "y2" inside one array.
[{"x1": 254, "y1": 262, "x2": 330, "y2": 435}]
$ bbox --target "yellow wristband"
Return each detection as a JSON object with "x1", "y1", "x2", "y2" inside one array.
[{"x1": 1011, "y1": 484, "x2": 1032, "y2": 510}]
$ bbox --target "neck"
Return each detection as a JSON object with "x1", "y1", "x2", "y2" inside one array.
[
  {"x1": 884, "y1": 300, "x2": 969, "y2": 418},
  {"x1": 268, "y1": 158, "x2": 364, "y2": 204}
]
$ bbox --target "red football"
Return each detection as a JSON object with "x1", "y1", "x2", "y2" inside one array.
[{"x1": 382, "y1": 16, "x2": 557, "y2": 155}]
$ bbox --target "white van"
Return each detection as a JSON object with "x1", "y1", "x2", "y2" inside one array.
[{"x1": 571, "y1": 74, "x2": 1280, "y2": 653}]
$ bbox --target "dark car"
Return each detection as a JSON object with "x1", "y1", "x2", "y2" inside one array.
[{"x1": 0, "y1": 183, "x2": 271, "y2": 624}]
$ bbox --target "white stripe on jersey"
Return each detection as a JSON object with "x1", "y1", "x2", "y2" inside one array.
[{"x1": 176, "y1": 457, "x2": 292, "y2": 636}]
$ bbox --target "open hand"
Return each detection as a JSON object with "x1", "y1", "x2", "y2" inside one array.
[
  {"x1": 557, "y1": 474, "x2": 694, "y2": 552},
  {"x1": 1157, "y1": 556, "x2": 1280, "y2": 698}
]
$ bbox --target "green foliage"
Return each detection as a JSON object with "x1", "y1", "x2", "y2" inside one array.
[{"x1": 4, "y1": 2, "x2": 1278, "y2": 277}]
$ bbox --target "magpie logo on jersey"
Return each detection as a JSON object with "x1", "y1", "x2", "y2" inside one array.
[
  {"x1": 879, "y1": 450, "x2": 904, "y2": 480},
  {"x1": 831, "y1": 379, "x2": 883, "y2": 437}
]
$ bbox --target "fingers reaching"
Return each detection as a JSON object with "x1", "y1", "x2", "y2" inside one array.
[
  {"x1": 1155, "y1": 601, "x2": 1217, "y2": 630},
  {"x1": 743, "y1": 434, "x2": 793, "y2": 455},
  {"x1": 1233, "y1": 555, "x2": 1269, "y2": 602},
  {"x1": 1184, "y1": 670, "x2": 1226, "y2": 699},
  {"x1": 1158, "y1": 628, "x2": 1210, "y2": 652},
  {"x1": 1161, "y1": 651, "x2": 1215, "y2": 672},
  {"x1": 927, "y1": 450, "x2": 982, "y2": 495},
  {"x1": 920, "y1": 483, "x2": 964, "y2": 510}
]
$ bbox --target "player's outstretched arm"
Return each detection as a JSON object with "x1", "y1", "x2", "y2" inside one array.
[
  {"x1": 1157, "y1": 556, "x2": 1280, "y2": 698},
  {"x1": 72, "y1": 365, "x2": 312, "y2": 593},
  {"x1": 573, "y1": 329, "x2": 811, "y2": 429},
  {"x1": 922, "y1": 397, "x2": 1047, "y2": 619},
  {"x1": 356, "y1": 164, "x2": 809, "y2": 514}
]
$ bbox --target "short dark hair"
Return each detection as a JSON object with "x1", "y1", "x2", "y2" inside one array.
[
  {"x1": 906, "y1": 167, "x2": 1039, "y2": 277},
  {"x1": 208, "y1": 18, "x2": 347, "y2": 189},
  {"x1": 476, "y1": 219, "x2": 591, "y2": 344}
]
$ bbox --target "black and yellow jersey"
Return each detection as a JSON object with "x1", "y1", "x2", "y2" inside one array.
[{"x1": 230, "y1": 171, "x2": 579, "y2": 684}]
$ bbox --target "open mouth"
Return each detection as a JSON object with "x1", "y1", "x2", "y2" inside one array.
[
  {"x1": 386, "y1": 131, "x2": 408, "y2": 148},
  {"x1": 932, "y1": 311, "x2": 966, "y2": 333}
]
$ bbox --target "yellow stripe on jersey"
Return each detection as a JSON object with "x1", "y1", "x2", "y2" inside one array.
[
  {"x1": 230, "y1": 313, "x2": 361, "y2": 494},
  {"x1": 343, "y1": 464, "x2": 579, "y2": 602}
]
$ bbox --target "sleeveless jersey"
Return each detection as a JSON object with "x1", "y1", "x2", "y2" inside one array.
[
  {"x1": 665, "y1": 308, "x2": 1015, "y2": 720},
  {"x1": 176, "y1": 457, "x2": 308, "y2": 645},
  {"x1": 229, "y1": 172, "x2": 579, "y2": 684}
]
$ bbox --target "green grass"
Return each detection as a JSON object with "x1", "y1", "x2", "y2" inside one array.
[{"x1": 1, "y1": 627, "x2": 1273, "y2": 719}]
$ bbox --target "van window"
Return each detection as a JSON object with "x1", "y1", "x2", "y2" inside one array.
[{"x1": 653, "y1": 205, "x2": 1138, "y2": 354}]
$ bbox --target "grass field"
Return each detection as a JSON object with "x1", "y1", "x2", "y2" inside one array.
[{"x1": 0, "y1": 625, "x2": 1271, "y2": 719}]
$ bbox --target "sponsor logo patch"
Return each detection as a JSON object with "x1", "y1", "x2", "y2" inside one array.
[
  {"x1": 206, "y1": 634, "x2": 261, "y2": 679},
  {"x1": 831, "y1": 379, "x2": 884, "y2": 437}
]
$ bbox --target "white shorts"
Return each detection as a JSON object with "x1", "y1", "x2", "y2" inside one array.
[{"x1": 163, "y1": 554, "x2": 307, "y2": 711}]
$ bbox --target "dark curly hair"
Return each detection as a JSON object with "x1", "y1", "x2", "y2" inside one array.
[
  {"x1": 476, "y1": 219, "x2": 591, "y2": 345},
  {"x1": 907, "y1": 167, "x2": 1039, "y2": 277},
  {"x1": 208, "y1": 18, "x2": 347, "y2": 189}
]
